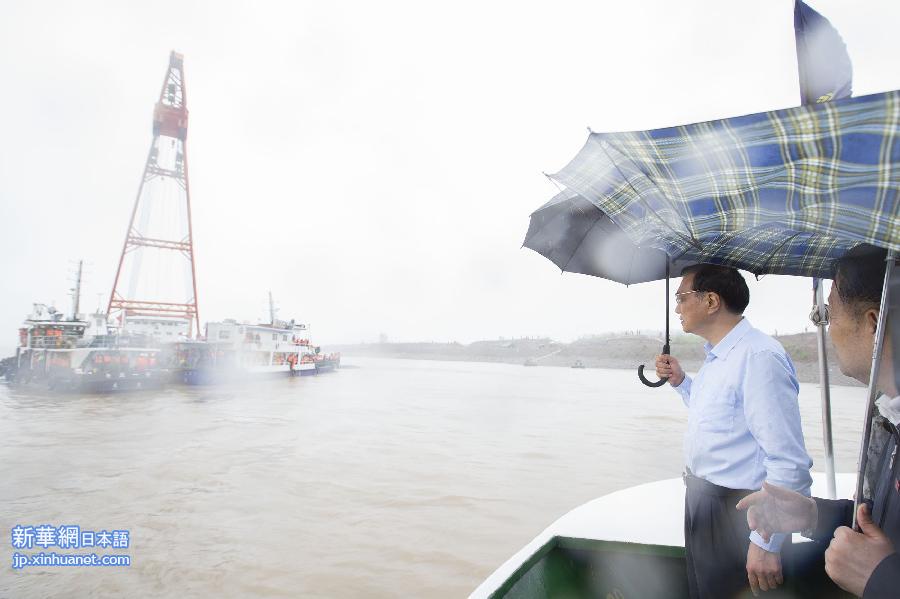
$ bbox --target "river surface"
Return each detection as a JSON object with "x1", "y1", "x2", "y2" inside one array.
[{"x1": 1, "y1": 357, "x2": 866, "y2": 598}]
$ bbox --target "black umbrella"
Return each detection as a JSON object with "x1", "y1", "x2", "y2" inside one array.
[
  {"x1": 523, "y1": 190, "x2": 692, "y2": 387},
  {"x1": 523, "y1": 190, "x2": 696, "y2": 284}
]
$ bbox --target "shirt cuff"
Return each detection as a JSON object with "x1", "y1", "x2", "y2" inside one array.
[
  {"x1": 674, "y1": 374, "x2": 692, "y2": 402},
  {"x1": 749, "y1": 530, "x2": 786, "y2": 553}
]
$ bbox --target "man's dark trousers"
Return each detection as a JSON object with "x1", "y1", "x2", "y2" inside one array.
[{"x1": 684, "y1": 472, "x2": 792, "y2": 599}]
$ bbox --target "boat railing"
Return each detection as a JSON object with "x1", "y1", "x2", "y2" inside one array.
[
  {"x1": 77, "y1": 334, "x2": 160, "y2": 349},
  {"x1": 27, "y1": 337, "x2": 79, "y2": 349}
]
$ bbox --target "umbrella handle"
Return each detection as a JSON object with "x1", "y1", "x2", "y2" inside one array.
[{"x1": 637, "y1": 342, "x2": 670, "y2": 388}]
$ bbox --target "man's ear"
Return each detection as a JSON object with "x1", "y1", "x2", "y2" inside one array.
[
  {"x1": 865, "y1": 308, "x2": 880, "y2": 336},
  {"x1": 706, "y1": 292, "x2": 721, "y2": 314}
]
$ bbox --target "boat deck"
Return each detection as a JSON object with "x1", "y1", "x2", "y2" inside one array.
[{"x1": 472, "y1": 473, "x2": 856, "y2": 598}]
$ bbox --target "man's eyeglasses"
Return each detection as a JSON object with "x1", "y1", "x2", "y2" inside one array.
[{"x1": 674, "y1": 290, "x2": 704, "y2": 305}]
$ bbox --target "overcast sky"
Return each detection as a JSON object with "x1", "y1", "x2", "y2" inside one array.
[{"x1": 2, "y1": 0, "x2": 899, "y2": 351}]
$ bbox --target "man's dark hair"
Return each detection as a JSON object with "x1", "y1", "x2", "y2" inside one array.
[
  {"x1": 833, "y1": 245, "x2": 888, "y2": 318},
  {"x1": 681, "y1": 264, "x2": 750, "y2": 314}
]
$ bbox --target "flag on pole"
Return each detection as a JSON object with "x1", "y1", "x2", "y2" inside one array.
[{"x1": 794, "y1": 0, "x2": 853, "y2": 104}]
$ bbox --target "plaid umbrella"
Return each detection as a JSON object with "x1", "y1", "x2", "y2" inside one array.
[{"x1": 528, "y1": 90, "x2": 900, "y2": 282}]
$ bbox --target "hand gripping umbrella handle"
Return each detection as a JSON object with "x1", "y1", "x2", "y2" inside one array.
[{"x1": 638, "y1": 342, "x2": 670, "y2": 387}]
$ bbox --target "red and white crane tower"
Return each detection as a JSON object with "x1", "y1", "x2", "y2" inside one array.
[{"x1": 108, "y1": 51, "x2": 201, "y2": 338}]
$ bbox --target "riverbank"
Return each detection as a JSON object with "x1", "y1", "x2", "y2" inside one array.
[{"x1": 332, "y1": 332, "x2": 859, "y2": 386}]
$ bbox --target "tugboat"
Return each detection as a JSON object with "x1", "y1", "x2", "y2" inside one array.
[
  {"x1": 168, "y1": 294, "x2": 339, "y2": 383},
  {"x1": 6, "y1": 304, "x2": 166, "y2": 393},
  {"x1": 206, "y1": 318, "x2": 317, "y2": 377},
  {"x1": 168, "y1": 318, "x2": 339, "y2": 384},
  {"x1": 2, "y1": 263, "x2": 168, "y2": 392}
]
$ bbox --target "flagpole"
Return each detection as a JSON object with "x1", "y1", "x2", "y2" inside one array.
[
  {"x1": 812, "y1": 278, "x2": 836, "y2": 499},
  {"x1": 794, "y1": 0, "x2": 852, "y2": 501}
]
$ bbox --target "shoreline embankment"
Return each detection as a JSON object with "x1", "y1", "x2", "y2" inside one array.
[{"x1": 331, "y1": 332, "x2": 860, "y2": 386}]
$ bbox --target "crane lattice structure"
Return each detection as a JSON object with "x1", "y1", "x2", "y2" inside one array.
[{"x1": 108, "y1": 51, "x2": 200, "y2": 337}]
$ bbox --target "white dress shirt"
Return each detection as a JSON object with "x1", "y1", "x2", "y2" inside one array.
[{"x1": 674, "y1": 318, "x2": 813, "y2": 552}]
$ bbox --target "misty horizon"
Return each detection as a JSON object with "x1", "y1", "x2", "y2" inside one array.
[{"x1": 4, "y1": 1, "x2": 900, "y2": 351}]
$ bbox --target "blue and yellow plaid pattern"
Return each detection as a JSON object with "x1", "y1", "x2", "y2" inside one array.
[{"x1": 544, "y1": 90, "x2": 900, "y2": 278}]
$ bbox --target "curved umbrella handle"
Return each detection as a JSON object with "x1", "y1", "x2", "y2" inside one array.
[
  {"x1": 637, "y1": 364, "x2": 668, "y2": 387},
  {"x1": 638, "y1": 258, "x2": 672, "y2": 389},
  {"x1": 637, "y1": 342, "x2": 671, "y2": 388}
]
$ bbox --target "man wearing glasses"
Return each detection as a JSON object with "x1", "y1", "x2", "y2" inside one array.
[{"x1": 655, "y1": 264, "x2": 812, "y2": 598}]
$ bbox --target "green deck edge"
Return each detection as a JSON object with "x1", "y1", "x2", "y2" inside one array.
[{"x1": 488, "y1": 536, "x2": 685, "y2": 598}]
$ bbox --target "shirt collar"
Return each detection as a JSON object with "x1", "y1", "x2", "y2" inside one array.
[
  {"x1": 877, "y1": 395, "x2": 900, "y2": 426},
  {"x1": 703, "y1": 318, "x2": 751, "y2": 360}
]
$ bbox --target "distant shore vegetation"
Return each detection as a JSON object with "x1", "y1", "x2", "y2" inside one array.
[{"x1": 332, "y1": 331, "x2": 856, "y2": 386}]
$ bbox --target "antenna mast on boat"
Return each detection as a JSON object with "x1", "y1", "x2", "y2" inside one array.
[
  {"x1": 70, "y1": 260, "x2": 83, "y2": 321},
  {"x1": 107, "y1": 50, "x2": 201, "y2": 338},
  {"x1": 269, "y1": 291, "x2": 276, "y2": 325}
]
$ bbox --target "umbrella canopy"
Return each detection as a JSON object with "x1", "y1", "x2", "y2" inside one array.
[
  {"x1": 528, "y1": 90, "x2": 900, "y2": 282},
  {"x1": 523, "y1": 189, "x2": 695, "y2": 284}
]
